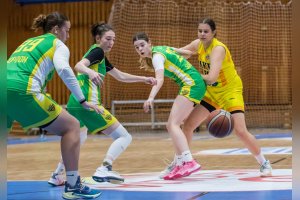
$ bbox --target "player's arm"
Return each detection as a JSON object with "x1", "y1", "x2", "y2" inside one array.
[
  {"x1": 53, "y1": 41, "x2": 102, "y2": 113},
  {"x1": 108, "y1": 67, "x2": 156, "y2": 85},
  {"x1": 179, "y1": 39, "x2": 200, "y2": 58},
  {"x1": 202, "y1": 45, "x2": 225, "y2": 85},
  {"x1": 143, "y1": 53, "x2": 164, "y2": 113},
  {"x1": 74, "y1": 47, "x2": 105, "y2": 86},
  {"x1": 172, "y1": 47, "x2": 194, "y2": 59}
]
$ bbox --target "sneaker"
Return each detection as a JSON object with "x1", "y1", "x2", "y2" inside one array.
[
  {"x1": 163, "y1": 165, "x2": 182, "y2": 180},
  {"x1": 92, "y1": 165, "x2": 124, "y2": 184},
  {"x1": 62, "y1": 176, "x2": 101, "y2": 200},
  {"x1": 159, "y1": 160, "x2": 176, "y2": 179},
  {"x1": 164, "y1": 160, "x2": 201, "y2": 180},
  {"x1": 178, "y1": 160, "x2": 201, "y2": 177},
  {"x1": 48, "y1": 172, "x2": 65, "y2": 186},
  {"x1": 260, "y1": 160, "x2": 272, "y2": 177}
]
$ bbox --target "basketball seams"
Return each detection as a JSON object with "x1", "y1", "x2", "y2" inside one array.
[{"x1": 206, "y1": 109, "x2": 233, "y2": 138}]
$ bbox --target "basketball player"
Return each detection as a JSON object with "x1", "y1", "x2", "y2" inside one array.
[
  {"x1": 172, "y1": 17, "x2": 272, "y2": 177},
  {"x1": 48, "y1": 23, "x2": 157, "y2": 186},
  {"x1": 133, "y1": 32, "x2": 206, "y2": 180},
  {"x1": 7, "y1": 12, "x2": 101, "y2": 199}
]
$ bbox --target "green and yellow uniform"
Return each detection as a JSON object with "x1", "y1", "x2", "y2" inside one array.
[
  {"x1": 67, "y1": 45, "x2": 117, "y2": 134},
  {"x1": 7, "y1": 33, "x2": 62, "y2": 129},
  {"x1": 152, "y1": 46, "x2": 206, "y2": 104}
]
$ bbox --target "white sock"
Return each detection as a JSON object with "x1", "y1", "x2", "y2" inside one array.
[
  {"x1": 104, "y1": 125, "x2": 132, "y2": 164},
  {"x1": 66, "y1": 171, "x2": 79, "y2": 187},
  {"x1": 54, "y1": 161, "x2": 65, "y2": 174},
  {"x1": 175, "y1": 154, "x2": 183, "y2": 166},
  {"x1": 181, "y1": 150, "x2": 193, "y2": 162},
  {"x1": 255, "y1": 153, "x2": 267, "y2": 165}
]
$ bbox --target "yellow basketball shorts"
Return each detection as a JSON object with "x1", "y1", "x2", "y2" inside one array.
[{"x1": 201, "y1": 77, "x2": 245, "y2": 112}]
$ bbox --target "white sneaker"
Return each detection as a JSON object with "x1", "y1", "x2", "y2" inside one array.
[
  {"x1": 159, "y1": 160, "x2": 176, "y2": 179},
  {"x1": 48, "y1": 172, "x2": 65, "y2": 186},
  {"x1": 260, "y1": 160, "x2": 272, "y2": 177},
  {"x1": 92, "y1": 165, "x2": 124, "y2": 184}
]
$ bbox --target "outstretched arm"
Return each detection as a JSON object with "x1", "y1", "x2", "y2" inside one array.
[
  {"x1": 172, "y1": 47, "x2": 194, "y2": 59},
  {"x1": 143, "y1": 53, "x2": 165, "y2": 113},
  {"x1": 108, "y1": 68, "x2": 156, "y2": 85},
  {"x1": 179, "y1": 39, "x2": 200, "y2": 58}
]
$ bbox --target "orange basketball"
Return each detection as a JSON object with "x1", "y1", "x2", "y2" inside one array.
[{"x1": 206, "y1": 109, "x2": 234, "y2": 138}]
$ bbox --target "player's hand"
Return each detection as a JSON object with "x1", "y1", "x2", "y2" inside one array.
[
  {"x1": 143, "y1": 98, "x2": 154, "y2": 113},
  {"x1": 88, "y1": 71, "x2": 104, "y2": 87},
  {"x1": 144, "y1": 77, "x2": 157, "y2": 86},
  {"x1": 81, "y1": 101, "x2": 104, "y2": 114}
]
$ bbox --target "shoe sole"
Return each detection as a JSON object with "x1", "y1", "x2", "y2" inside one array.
[
  {"x1": 260, "y1": 173, "x2": 272, "y2": 177},
  {"x1": 182, "y1": 166, "x2": 201, "y2": 177},
  {"x1": 92, "y1": 176, "x2": 124, "y2": 184},
  {"x1": 164, "y1": 166, "x2": 201, "y2": 180},
  {"x1": 62, "y1": 192, "x2": 102, "y2": 200},
  {"x1": 48, "y1": 181, "x2": 65, "y2": 187}
]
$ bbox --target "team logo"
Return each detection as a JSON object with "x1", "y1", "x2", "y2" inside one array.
[
  {"x1": 105, "y1": 114, "x2": 112, "y2": 121},
  {"x1": 181, "y1": 89, "x2": 189, "y2": 95},
  {"x1": 206, "y1": 55, "x2": 210, "y2": 61},
  {"x1": 48, "y1": 104, "x2": 55, "y2": 112}
]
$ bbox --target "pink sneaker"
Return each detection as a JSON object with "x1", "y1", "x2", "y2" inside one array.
[
  {"x1": 163, "y1": 165, "x2": 182, "y2": 180},
  {"x1": 178, "y1": 160, "x2": 201, "y2": 177}
]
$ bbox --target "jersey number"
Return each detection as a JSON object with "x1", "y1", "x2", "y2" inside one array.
[{"x1": 14, "y1": 38, "x2": 44, "y2": 53}]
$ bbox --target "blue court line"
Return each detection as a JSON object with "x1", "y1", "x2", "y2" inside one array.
[
  {"x1": 7, "y1": 181, "x2": 291, "y2": 200},
  {"x1": 7, "y1": 135, "x2": 61, "y2": 145},
  {"x1": 8, "y1": 132, "x2": 292, "y2": 146},
  {"x1": 255, "y1": 133, "x2": 292, "y2": 139}
]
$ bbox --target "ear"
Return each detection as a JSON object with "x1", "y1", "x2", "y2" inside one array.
[
  {"x1": 95, "y1": 35, "x2": 101, "y2": 43},
  {"x1": 53, "y1": 25, "x2": 59, "y2": 34},
  {"x1": 213, "y1": 30, "x2": 217, "y2": 36}
]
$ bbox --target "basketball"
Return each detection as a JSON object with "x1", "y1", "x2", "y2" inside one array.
[{"x1": 206, "y1": 109, "x2": 234, "y2": 138}]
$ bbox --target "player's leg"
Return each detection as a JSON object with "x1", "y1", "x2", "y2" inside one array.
[
  {"x1": 183, "y1": 103, "x2": 211, "y2": 145},
  {"x1": 48, "y1": 126, "x2": 88, "y2": 186},
  {"x1": 163, "y1": 95, "x2": 201, "y2": 180},
  {"x1": 7, "y1": 91, "x2": 101, "y2": 199},
  {"x1": 93, "y1": 121, "x2": 132, "y2": 183},
  {"x1": 45, "y1": 111, "x2": 101, "y2": 199},
  {"x1": 232, "y1": 112, "x2": 272, "y2": 176},
  {"x1": 160, "y1": 102, "x2": 211, "y2": 179}
]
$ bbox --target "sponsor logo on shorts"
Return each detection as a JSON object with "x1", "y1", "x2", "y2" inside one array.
[
  {"x1": 181, "y1": 89, "x2": 189, "y2": 95},
  {"x1": 105, "y1": 114, "x2": 112, "y2": 121},
  {"x1": 48, "y1": 104, "x2": 55, "y2": 112}
]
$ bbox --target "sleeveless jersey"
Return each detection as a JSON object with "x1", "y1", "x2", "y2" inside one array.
[
  {"x1": 152, "y1": 46, "x2": 203, "y2": 87},
  {"x1": 7, "y1": 33, "x2": 57, "y2": 93},
  {"x1": 197, "y1": 38, "x2": 238, "y2": 88},
  {"x1": 69, "y1": 44, "x2": 110, "y2": 106}
]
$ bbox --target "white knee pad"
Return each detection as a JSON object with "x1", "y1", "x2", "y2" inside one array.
[{"x1": 109, "y1": 125, "x2": 132, "y2": 149}]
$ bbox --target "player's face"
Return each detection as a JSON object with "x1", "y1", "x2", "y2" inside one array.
[
  {"x1": 99, "y1": 30, "x2": 115, "y2": 53},
  {"x1": 197, "y1": 23, "x2": 215, "y2": 44},
  {"x1": 56, "y1": 21, "x2": 71, "y2": 43},
  {"x1": 133, "y1": 39, "x2": 151, "y2": 58}
]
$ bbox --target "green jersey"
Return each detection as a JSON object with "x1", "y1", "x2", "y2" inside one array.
[
  {"x1": 152, "y1": 46, "x2": 203, "y2": 87},
  {"x1": 152, "y1": 46, "x2": 206, "y2": 103},
  {"x1": 7, "y1": 33, "x2": 57, "y2": 93},
  {"x1": 68, "y1": 45, "x2": 113, "y2": 107}
]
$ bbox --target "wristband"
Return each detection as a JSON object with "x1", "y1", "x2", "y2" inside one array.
[{"x1": 79, "y1": 99, "x2": 86, "y2": 104}]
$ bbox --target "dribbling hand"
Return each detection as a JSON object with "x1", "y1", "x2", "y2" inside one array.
[{"x1": 81, "y1": 101, "x2": 104, "y2": 114}]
